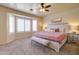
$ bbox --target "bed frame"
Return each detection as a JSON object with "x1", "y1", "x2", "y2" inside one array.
[{"x1": 31, "y1": 36, "x2": 67, "y2": 53}]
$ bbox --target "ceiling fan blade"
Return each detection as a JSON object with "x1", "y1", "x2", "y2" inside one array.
[
  {"x1": 41, "y1": 3, "x2": 44, "y2": 8},
  {"x1": 45, "y1": 5, "x2": 51, "y2": 8},
  {"x1": 45, "y1": 9, "x2": 49, "y2": 12}
]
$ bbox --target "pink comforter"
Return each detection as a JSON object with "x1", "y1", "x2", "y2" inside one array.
[{"x1": 34, "y1": 32, "x2": 67, "y2": 42}]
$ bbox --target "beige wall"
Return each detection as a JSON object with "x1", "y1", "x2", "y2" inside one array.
[
  {"x1": 44, "y1": 8, "x2": 79, "y2": 33},
  {"x1": 0, "y1": 6, "x2": 43, "y2": 44},
  {"x1": 0, "y1": 13, "x2": 7, "y2": 44}
]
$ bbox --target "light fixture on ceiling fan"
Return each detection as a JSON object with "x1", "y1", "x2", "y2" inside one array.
[{"x1": 40, "y1": 3, "x2": 51, "y2": 12}]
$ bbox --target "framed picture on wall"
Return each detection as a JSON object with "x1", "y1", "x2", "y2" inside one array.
[{"x1": 51, "y1": 17, "x2": 62, "y2": 23}]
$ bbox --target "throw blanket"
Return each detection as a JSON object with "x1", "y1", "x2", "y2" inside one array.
[{"x1": 34, "y1": 32, "x2": 67, "y2": 42}]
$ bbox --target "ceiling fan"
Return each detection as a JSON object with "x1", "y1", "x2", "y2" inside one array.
[{"x1": 40, "y1": 3, "x2": 51, "y2": 12}]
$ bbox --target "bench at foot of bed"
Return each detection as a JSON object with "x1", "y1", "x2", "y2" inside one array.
[{"x1": 31, "y1": 36, "x2": 67, "y2": 53}]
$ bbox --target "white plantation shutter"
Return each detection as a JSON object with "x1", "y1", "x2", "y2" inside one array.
[
  {"x1": 16, "y1": 18, "x2": 25, "y2": 32},
  {"x1": 9, "y1": 15, "x2": 15, "y2": 33},
  {"x1": 25, "y1": 20, "x2": 31, "y2": 31},
  {"x1": 32, "y1": 20, "x2": 37, "y2": 31}
]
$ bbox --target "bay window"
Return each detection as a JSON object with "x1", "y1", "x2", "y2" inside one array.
[{"x1": 8, "y1": 14, "x2": 38, "y2": 33}]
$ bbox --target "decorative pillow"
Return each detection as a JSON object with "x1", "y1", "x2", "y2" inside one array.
[
  {"x1": 50, "y1": 29, "x2": 55, "y2": 32},
  {"x1": 55, "y1": 28, "x2": 60, "y2": 32}
]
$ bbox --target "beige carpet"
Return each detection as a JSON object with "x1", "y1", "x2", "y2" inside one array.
[{"x1": 0, "y1": 37, "x2": 79, "y2": 55}]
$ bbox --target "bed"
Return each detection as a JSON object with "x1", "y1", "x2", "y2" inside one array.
[
  {"x1": 31, "y1": 32, "x2": 67, "y2": 52},
  {"x1": 31, "y1": 23, "x2": 69, "y2": 52}
]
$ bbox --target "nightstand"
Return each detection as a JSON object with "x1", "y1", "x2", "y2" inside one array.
[
  {"x1": 67, "y1": 33, "x2": 79, "y2": 43},
  {"x1": 71, "y1": 41, "x2": 79, "y2": 45}
]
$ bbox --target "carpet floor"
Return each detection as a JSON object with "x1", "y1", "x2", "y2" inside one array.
[{"x1": 0, "y1": 38, "x2": 79, "y2": 55}]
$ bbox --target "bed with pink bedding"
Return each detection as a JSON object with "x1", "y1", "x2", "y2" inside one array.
[
  {"x1": 34, "y1": 32, "x2": 66, "y2": 43},
  {"x1": 31, "y1": 32, "x2": 67, "y2": 52}
]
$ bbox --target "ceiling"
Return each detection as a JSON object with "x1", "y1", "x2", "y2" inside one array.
[{"x1": 0, "y1": 3, "x2": 79, "y2": 16}]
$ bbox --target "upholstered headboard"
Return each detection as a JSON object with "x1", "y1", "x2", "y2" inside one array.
[{"x1": 47, "y1": 23, "x2": 70, "y2": 33}]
